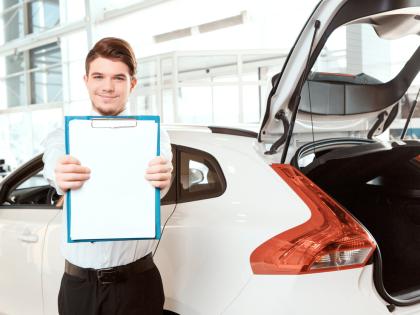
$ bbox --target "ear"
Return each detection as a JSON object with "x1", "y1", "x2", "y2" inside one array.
[
  {"x1": 83, "y1": 74, "x2": 88, "y2": 85},
  {"x1": 130, "y1": 77, "x2": 137, "y2": 92}
]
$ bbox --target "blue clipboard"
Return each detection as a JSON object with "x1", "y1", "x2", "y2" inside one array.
[{"x1": 65, "y1": 115, "x2": 161, "y2": 242}]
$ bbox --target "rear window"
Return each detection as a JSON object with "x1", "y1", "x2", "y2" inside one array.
[
  {"x1": 311, "y1": 23, "x2": 420, "y2": 85},
  {"x1": 298, "y1": 17, "x2": 420, "y2": 140}
]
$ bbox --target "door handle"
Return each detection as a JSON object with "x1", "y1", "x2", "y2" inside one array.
[{"x1": 18, "y1": 233, "x2": 39, "y2": 243}]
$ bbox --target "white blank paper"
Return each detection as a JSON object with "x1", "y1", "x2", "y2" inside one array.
[{"x1": 67, "y1": 118, "x2": 158, "y2": 241}]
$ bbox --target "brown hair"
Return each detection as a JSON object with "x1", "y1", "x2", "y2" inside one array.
[{"x1": 85, "y1": 37, "x2": 137, "y2": 78}]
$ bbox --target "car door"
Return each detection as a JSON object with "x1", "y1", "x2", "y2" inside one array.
[
  {"x1": 0, "y1": 154, "x2": 60, "y2": 315},
  {"x1": 155, "y1": 144, "x2": 233, "y2": 314}
]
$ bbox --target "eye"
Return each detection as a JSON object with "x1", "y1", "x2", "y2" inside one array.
[
  {"x1": 92, "y1": 75, "x2": 103, "y2": 80},
  {"x1": 115, "y1": 76, "x2": 125, "y2": 81}
]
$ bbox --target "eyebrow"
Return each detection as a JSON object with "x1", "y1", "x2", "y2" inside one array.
[{"x1": 90, "y1": 72, "x2": 127, "y2": 77}]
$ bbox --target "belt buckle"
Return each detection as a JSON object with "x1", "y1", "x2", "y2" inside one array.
[{"x1": 97, "y1": 267, "x2": 118, "y2": 285}]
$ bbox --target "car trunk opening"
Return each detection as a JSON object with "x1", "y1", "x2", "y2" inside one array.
[{"x1": 293, "y1": 139, "x2": 420, "y2": 300}]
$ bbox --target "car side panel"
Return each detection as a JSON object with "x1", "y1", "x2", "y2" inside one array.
[
  {"x1": 0, "y1": 207, "x2": 58, "y2": 315},
  {"x1": 156, "y1": 131, "x2": 311, "y2": 314}
]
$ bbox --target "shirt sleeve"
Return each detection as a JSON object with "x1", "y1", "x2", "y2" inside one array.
[
  {"x1": 42, "y1": 127, "x2": 65, "y2": 195},
  {"x1": 159, "y1": 126, "x2": 173, "y2": 199}
]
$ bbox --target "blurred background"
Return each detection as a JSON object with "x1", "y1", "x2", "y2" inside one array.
[{"x1": 0, "y1": 0, "x2": 418, "y2": 172}]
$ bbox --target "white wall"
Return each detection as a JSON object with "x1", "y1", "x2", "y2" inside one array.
[{"x1": 92, "y1": 0, "x2": 318, "y2": 57}]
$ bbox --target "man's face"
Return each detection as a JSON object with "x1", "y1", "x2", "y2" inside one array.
[{"x1": 84, "y1": 57, "x2": 137, "y2": 116}]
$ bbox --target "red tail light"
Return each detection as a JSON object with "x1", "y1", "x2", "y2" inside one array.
[{"x1": 250, "y1": 164, "x2": 376, "y2": 275}]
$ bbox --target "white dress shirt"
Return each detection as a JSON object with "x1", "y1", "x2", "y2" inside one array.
[{"x1": 42, "y1": 108, "x2": 172, "y2": 269}]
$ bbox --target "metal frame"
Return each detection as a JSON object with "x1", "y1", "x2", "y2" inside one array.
[{"x1": 132, "y1": 50, "x2": 288, "y2": 124}]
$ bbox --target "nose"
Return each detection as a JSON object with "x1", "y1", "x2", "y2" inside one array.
[{"x1": 101, "y1": 78, "x2": 114, "y2": 92}]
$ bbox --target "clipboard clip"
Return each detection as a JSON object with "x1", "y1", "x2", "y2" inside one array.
[{"x1": 91, "y1": 118, "x2": 137, "y2": 128}]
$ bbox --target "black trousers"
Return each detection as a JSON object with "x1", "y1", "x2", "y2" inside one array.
[{"x1": 58, "y1": 263, "x2": 165, "y2": 315}]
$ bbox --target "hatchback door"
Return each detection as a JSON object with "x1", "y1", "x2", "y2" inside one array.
[{"x1": 258, "y1": 0, "x2": 420, "y2": 155}]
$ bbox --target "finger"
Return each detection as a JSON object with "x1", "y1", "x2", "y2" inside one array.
[
  {"x1": 145, "y1": 172, "x2": 171, "y2": 181},
  {"x1": 59, "y1": 155, "x2": 81, "y2": 165},
  {"x1": 145, "y1": 164, "x2": 172, "y2": 174},
  {"x1": 58, "y1": 172, "x2": 91, "y2": 182},
  {"x1": 148, "y1": 156, "x2": 167, "y2": 166},
  {"x1": 56, "y1": 164, "x2": 91, "y2": 174}
]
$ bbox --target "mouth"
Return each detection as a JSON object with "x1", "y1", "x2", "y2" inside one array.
[{"x1": 97, "y1": 94, "x2": 118, "y2": 100}]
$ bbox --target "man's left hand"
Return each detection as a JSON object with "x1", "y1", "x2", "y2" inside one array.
[{"x1": 145, "y1": 156, "x2": 172, "y2": 189}]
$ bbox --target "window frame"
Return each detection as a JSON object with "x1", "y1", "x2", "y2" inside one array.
[
  {"x1": 161, "y1": 144, "x2": 177, "y2": 205},
  {"x1": 162, "y1": 144, "x2": 227, "y2": 205},
  {"x1": 175, "y1": 144, "x2": 227, "y2": 204},
  {"x1": 2, "y1": 41, "x2": 63, "y2": 108},
  {"x1": 1, "y1": 0, "x2": 60, "y2": 43},
  {"x1": 0, "y1": 153, "x2": 59, "y2": 209},
  {"x1": 1, "y1": 0, "x2": 62, "y2": 108}
]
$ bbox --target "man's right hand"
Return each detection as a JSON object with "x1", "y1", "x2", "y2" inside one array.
[{"x1": 55, "y1": 156, "x2": 91, "y2": 192}]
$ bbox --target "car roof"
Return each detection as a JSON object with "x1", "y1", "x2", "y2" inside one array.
[{"x1": 164, "y1": 124, "x2": 258, "y2": 138}]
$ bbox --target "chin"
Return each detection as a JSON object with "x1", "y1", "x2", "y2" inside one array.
[{"x1": 94, "y1": 105, "x2": 124, "y2": 116}]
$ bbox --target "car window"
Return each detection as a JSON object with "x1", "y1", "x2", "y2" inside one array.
[
  {"x1": 16, "y1": 171, "x2": 49, "y2": 189},
  {"x1": 0, "y1": 154, "x2": 59, "y2": 207},
  {"x1": 177, "y1": 146, "x2": 226, "y2": 203},
  {"x1": 3, "y1": 169, "x2": 55, "y2": 206}
]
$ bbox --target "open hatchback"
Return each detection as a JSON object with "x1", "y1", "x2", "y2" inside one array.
[{"x1": 257, "y1": 0, "x2": 420, "y2": 308}]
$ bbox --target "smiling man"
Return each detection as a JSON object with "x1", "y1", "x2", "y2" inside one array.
[
  {"x1": 85, "y1": 57, "x2": 133, "y2": 116},
  {"x1": 42, "y1": 37, "x2": 172, "y2": 315}
]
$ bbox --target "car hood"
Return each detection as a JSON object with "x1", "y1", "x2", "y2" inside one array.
[{"x1": 258, "y1": 0, "x2": 420, "y2": 145}]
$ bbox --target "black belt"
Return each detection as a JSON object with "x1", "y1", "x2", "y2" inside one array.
[{"x1": 65, "y1": 253, "x2": 155, "y2": 285}]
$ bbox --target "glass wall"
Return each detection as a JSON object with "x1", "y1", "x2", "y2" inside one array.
[
  {"x1": 0, "y1": 109, "x2": 62, "y2": 170},
  {"x1": 29, "y1": 42, "x2": 62, "y2": 104},
  {"x1": 1, "y1": 42, "x2": 62, "y2": 107},
  {"x1": 130, "y1": 51, "x2": 287, "y2": 126},
  {"x1": 5, "y1": 52, "x2": 25, "y2": 107},
  {"x1": 28, "y1": 0, "x2": 60, "y2": 34},
  {"x1": 0, "y1": 0, "x2": 63, "y2": 172},
  {"x1": 0, "y1": 0, "x2": 60, "y2": 44}
]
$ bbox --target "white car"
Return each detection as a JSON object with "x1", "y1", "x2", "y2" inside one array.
[{"x1": 1, "y1": 0, "x2": 420, "y2": 314}]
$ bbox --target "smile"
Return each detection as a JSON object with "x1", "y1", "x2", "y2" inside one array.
[{"x1": 97, "y1": 95, "x2": 118, "y2": 100}]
